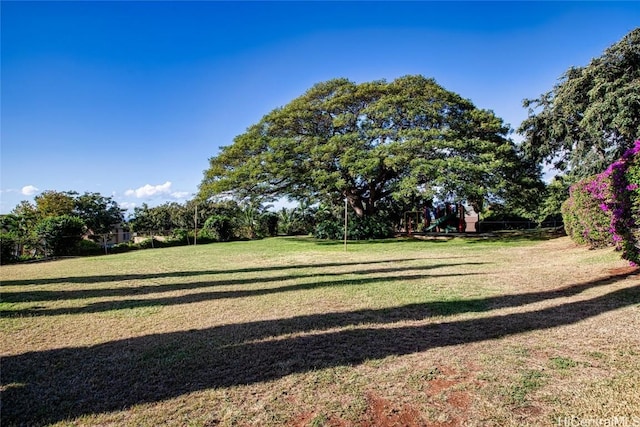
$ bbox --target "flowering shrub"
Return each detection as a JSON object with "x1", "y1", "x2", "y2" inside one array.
[
  {"x1": 561, "y1": 176, "x2": 613, "y2": 248},
  {"x1": 627, "y1": 154, "x2": 640, "y2": 254},
  {"x1": 605, "y1": 140, "x2": 640, "y2": 265},
  {"x1": 562, "y1": 139, "x2": 640, "y2": 265}
]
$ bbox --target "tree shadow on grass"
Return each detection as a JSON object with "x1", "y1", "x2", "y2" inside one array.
[
  {"x1": 1, "y1": 264, "x2": 627, "y2": 319},
  {"x1": 1, "y1": 261, "x2": 489, "y2": 312},
  {"x1": 2, "y1": 271, "x2": 638, "y2": 426},
  {"x1": 1, "y1": 271, "x2": 483, "y2": 317},
  {"x1": 0, "y1": 258, "x2": 435, "y2": 287}
]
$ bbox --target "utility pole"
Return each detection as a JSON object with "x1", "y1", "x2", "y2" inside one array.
[
  {"x1": 194, "y1": 204, "x2": 198, "y2": 246},
  {"x1": 344, "y1": 198, "x2": 348, "y2": 251}
]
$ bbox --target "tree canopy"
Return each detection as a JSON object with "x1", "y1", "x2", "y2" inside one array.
[
  {"x1": 74, "y1": 192, "x2": 125, "y2": 235},
  {"x1": 1, "y1": 191, "x2": 125, "y2": 261},
  {"x1": 519, "y1": 28, "x2": 640, "y2": 178},
  {"x1": 34, "y1": 190, "x2": 76, "y2": 218},
  {"x1": 12, "y1": 190, "x2": 124, "y2": 236},
  {"x1": 200, "y1": 75, "x2": 542, "y2": 216}
]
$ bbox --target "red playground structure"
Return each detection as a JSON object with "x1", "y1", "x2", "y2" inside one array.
[{"x1": 404, "y1": 203, "x2": 476, "y2": 234}]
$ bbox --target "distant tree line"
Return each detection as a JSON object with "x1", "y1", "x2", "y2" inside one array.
[
  {"x1": 1, "y1": 187, "x2": 566, "y2": 264},
  {"x1": 1, "y1": 191, "x2": 125, "y2": 262}
]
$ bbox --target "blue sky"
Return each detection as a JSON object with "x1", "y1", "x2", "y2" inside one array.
[{"x1": 2, "y1": 1, "x2": 639, "y2": 215}]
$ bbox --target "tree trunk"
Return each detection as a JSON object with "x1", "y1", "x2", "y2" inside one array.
[
  {"x1": 344, "y1": 191, "x2": 366, "y2": 218},
  {"x1": 349, "y1": 199, "x2": 365, "y2": 218}
]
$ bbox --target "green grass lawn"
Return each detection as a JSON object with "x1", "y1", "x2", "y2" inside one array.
[{"x1": 1, "y1": 236, "x2": 639, "y2": 426}]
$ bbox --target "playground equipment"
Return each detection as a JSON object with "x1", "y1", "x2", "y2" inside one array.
[
  {"x1": 424, "y1": 212, "x2": 457, "y2": 232},
  {"x1": 404, "y1": 202, "x2": 471, "y2": 234}
]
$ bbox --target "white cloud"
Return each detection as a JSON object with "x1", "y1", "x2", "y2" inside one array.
[
  {"x1": 119, "y1": 201, "x2": 137, "y2": 211},
  {"x1": 171, "y1": 191, "x2": 190, "y2": 199},
  {"x1": 125, "y1": 181, "x2": 173, "y2": 198},
  {"x1": 21, "y1": 185, "x2": 39, "y2": 196}
]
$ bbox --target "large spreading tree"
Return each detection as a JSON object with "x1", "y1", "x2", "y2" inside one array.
[
  {"x1": 519, "y1": 28, "x2": 640, "y2": 178},
  {"x1": 201, "y1": 75, "x2": 542, "y2": 216}
]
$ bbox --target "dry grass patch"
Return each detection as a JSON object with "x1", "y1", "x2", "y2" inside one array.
[{"x1": 1, "y1": 236, "x2": 638, "y2": 426}]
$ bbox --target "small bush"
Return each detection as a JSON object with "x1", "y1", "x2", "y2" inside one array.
[
  {"x1": 314, "y1": 219, "x2": 343, "y2": 240},
  {"x1": 136, "y1": 238, "x2": 166, "y2": 249},
  {"x1": 314, "y1": 213, "x2": 394, "y2": 240},
  {"x1": 201, "y1": 215, "x2": 235, "y2": 242},
  {"x1": 111, "y1": 242, "x2": 136, "y2": 254},
  {"x1": 348, "y1": 214, "x2": 394, "y2": 240},
  {"x1": 1, "y1": 232, "x2": 19, "y2": 264},
  {"x1": 171, "y1": 228, "x2": 191, "y2": 243},
  {"x1": 74, "y1": 239, "x2": 103, "y2": 256}
]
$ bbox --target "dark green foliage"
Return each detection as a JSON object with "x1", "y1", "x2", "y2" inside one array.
[
  {"x1": 35, "y1": 215, "x2": 86, "y2": 256},
  {"x1": 235, "y1": 202, "x2": 273, "y2": 240},
  {"x1": 201, "y1": 75, "x2": 542, "y2": 218},
  {"x1": 1, "y1": 214, "x2": 33, "y2": 262},
  {"x1": 519, "y1": 28, "x2": 640, "y2": 178},
  {"x1": 136, "y1": 238, "x2": 167, "y2": 249},
  {"x1": 262, "y1": 211, "x2": 279, "y2": 237},
  {"x1": 6, "y1": 191, "x2": 126, "y2": 259},
  {"x1": 129, "y1": 203, "x2": 174, "y2": 233},
  {"x1": 627, "y1": 157, "x2": 640, "y2": 255},
  {"x1": 129, "y1": 200, "x2": 244, "y2": 236},
  {"x1": 277, "y1": 204, "x2": 316, "y2": 235},
  {"x1": 125, "y1": 200, "x2": 279, "y2": 246},
  {"x1": 482, "y1": 208, "x2": 532, "y2": 223},
  {"x1": 1, "y1": 231, "x2": 19, "y2": 264},
  {"x1": 201, "y1": 215, "x2": 235, "y2": 242},
  {"x1": 314, "y1": 219, "x2": 344, "y2": 240},
  {"x1": 170, "y1": 228, "x2": 191, "y2": 244},
  {"x1": 347, "y1": 214, "x2": 395, "y2": 240},
  {"x1": 536, "y1": 177, "x2": 571, "y2": 224},
  {"x1": 479, "y1": 208, "x2": 536, "y2": 232},
  {"x1": 74, "y1": 239, "x2": 103, "y2": 256},
  {"x1": 74, "y1": 192, "x2": 125, "y2": 236},
  {"x1": 110, "y1": 242, "x2": 137, "y2": 254},
  {"x1": 314, "y1": 211, "x2": 393, "y2": 240},
  {"x1": 5, "y1": 207, "x2": 39, "y2": 253},
  {"x1": 313, "y1": 203, "x2": 346, "y2": 240}
]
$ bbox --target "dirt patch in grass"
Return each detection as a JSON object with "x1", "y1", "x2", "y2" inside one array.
[
  {"x1": 608, "y1": 266, "x2": 639, "y2": 275},
  {"x1": 360, "y1": 393, "x2": 424, "y2": 427}
]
